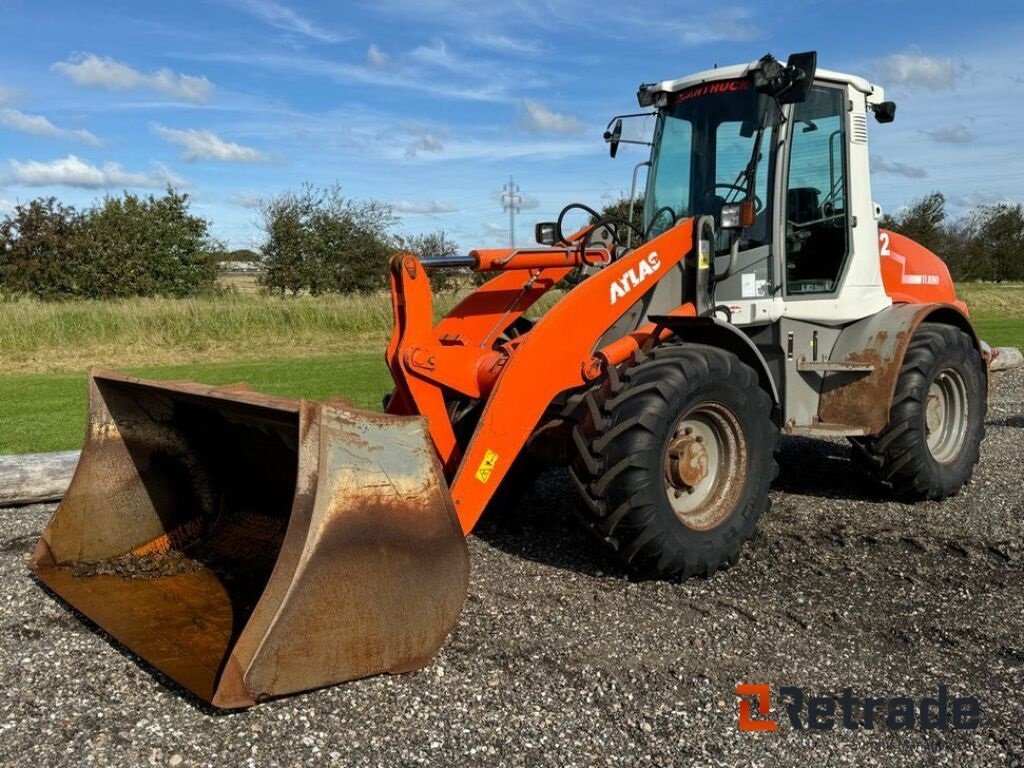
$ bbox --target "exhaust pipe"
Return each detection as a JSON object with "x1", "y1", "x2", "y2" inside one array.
[{"x1": 30, "y1": 369, "x2": 468, "y2": 708}]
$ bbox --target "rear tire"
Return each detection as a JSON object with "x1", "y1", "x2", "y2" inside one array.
[
  {"x1": 850, "y1": 323, "x2": 986, "y2": 499},
  {"x1": 569, "y1": 344, "x2": 778, "y2": 579}
]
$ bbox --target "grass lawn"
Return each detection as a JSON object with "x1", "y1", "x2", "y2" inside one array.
[
  {"x1": 0, "y1": 353, "x2": 392, "y2": 455},
  {"x1": 0, "y1": 285, "x2": 1020, "y2": 455}
]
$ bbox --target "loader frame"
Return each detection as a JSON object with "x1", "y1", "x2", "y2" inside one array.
[{"x1": 387, "y1": 221, "x2": 712, "y2": 534}]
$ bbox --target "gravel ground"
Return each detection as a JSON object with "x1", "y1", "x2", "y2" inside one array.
[{"x1": 1, "y1": 367, "x2": 1022, "y2": 767}]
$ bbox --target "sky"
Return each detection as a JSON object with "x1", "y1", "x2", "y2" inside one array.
[{"x1": 0, "y1": 0, "x2": 1022, "y2": 250}]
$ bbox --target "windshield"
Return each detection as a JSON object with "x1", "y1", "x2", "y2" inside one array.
[{"x1": 644, "y1": 78, "x2": 778, "y2": 244}]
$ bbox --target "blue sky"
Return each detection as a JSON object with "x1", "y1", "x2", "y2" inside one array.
[{"x1": 1, "y1": 0, "x2": 1022, "y2": 249}]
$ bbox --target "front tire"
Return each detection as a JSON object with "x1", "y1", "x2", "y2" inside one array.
[
  {"x1": 851, "y1": 323, "x2": 986, "y2": 499},
  {"x1": 570, "y1": 344, "x2": 778, "y2": 579}
]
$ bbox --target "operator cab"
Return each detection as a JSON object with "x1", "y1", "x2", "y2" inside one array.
[{"x1": 618, "y1": 53, "x2": 897, "y2": 325}]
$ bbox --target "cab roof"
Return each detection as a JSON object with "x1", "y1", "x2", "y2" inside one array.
[{"x1": 645, "y1": 60, "x2": 886, "y2": 104}]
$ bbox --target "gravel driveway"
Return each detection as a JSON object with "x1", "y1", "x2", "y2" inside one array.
[{"x1": 1, "y1": 368, "x2": 1021, "y2": 767}]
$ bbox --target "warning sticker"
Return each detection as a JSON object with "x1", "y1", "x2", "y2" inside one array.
[
  {"x1": 474, "y1": 449, "x2": 500, "y2": 483},
  {"x1": 698, "y1": 240, "x2": 711, "y2": 269}
]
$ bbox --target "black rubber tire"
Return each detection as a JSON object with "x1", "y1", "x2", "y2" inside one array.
[
  {"x1": 850, "y1": 323, "x2": 986, "y2": 500},
  {"x1": 569, "y1": 344, "x2": 778, "y2": 579}
]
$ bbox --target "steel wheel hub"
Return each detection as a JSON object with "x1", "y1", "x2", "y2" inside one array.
[
  {"x1": 925, "y1": 367, "x2": 969, "y2": 464},
  {"x1": 663, "y1": 402, "x2": 747, "y2": 531}
]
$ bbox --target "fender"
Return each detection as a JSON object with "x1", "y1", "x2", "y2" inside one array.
[
  {"x1": 817, "y1": 303, "x2": 983, "y2": 435},
  {"x1": 648, "y1": 315, "x2": 781, "y2": 410}
]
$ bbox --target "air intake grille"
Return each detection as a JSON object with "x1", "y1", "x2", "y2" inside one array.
[{"x1": 851, "y1": 113, "x2": 868, "y2": 145}]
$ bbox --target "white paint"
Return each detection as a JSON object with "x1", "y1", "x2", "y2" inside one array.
[{"x1": 610, "y1": 252, "x2": 661, "y2": 305}]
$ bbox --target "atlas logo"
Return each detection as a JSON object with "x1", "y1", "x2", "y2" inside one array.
[
  {"x1": 610, "y1": 252, "x2": 661, "y2": 306},
  {"x1": 736, "y1": 683, "x2": 981, "y2": 731}
]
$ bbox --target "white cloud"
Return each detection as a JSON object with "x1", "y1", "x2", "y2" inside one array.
[
  {"x1": 483, "y1": 222, "x2": 507, "y2": 235},
  {"x1": 405, "y1": 134, "x2": 444, "y2": 157},
  {"x1": 366, "y1": 44, "x2": 391, "y2": 69},
  {"x1": 0, "y1": 198, "x2": 15, "y2": 214},
  {"x1": 0, "y1": 86, "x2": 12, "y2": 104},
  {"x1": 401, "y1": 122, "x2": 448, "y2": 158},
  {"x1": 410, "y1": 39, "x2": 459, "y2": 72},
  {"x1": 469, "y1": 33, "x2": 542, "y2": 55},
  {"x1": 7, "y1": 155, "x2": 184, "y2": 189},
  {"x1": 948, "y1": 190, "x2": 1013, "y2": 209},
  {"x1": 0, "y1": 108, "x2": 104, "y2": 146},
  {"x1": 393, "y1": 199, "x2": 457, "y2": 214},
  {"x1": 649, "y1": 10, "x2": 760, "y2": 45},
  {"x1": 52, "y1": 53, "x2": 214, "y2": 104},
  {"x1": 198, "y1": 50, "x2": 512, "y2": 103},
  {"x1": 873, "y1": 53, "x2": 958, "y2": 91},
  {"x1": 924, "y1": 124, "x2": 975, "y2": 144},
  {"x1": 521, "y1": 100, "x2": 584, "y2": 134},
  {"x1": 228, "y1": 192, "x2": 263, "y2": 208},
  {"x1": 151, "y1": 124, "x2": 265, "y2": 162},
  {"x1": 872, "y1": 155, "x2": 928, "y2": 179},
  {"x1": 489, "y1": 190, "x2": 540, "y2": 210},
  {"x1": 231, "y1": 0, "x2": 341, "y2": 42}
]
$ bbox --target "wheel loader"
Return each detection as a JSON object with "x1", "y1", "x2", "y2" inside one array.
[{"x1": 30, "y1": 52, "x2": 988, "y2": 708}]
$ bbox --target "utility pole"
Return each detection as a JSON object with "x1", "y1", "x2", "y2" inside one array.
[{"x1": 500, "y1": 175, "x2": 522, "y2": 248}]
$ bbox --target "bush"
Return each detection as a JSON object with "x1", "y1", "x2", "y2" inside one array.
[
  {"x1": 399, "y1": 229, "x2": 462, "y2": 292},
  {"x1": 0, "y1": 189, "x2": 217, "y2": 299},
  {"x1": 0, "y1": 198, "x2": 85, "y2": 299},
  {"x1": 259, "y1": 185, "x2": 398, "y2": 295},
  {"x1": 77, "y1": 189, "x2": 218, "y2": 298}
]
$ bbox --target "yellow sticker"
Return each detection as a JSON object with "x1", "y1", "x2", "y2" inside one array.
[
  {"x1": 474, "y1": 449, "x2": 499, "y2": 483},
  {"x1": 698, "y1": 240, "x2": 711, "y2": 269}
]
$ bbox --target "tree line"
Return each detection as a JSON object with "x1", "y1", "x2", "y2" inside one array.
[
  {"x1": 0, "y1": 190, "x2": 218, "y2": 300},
  {"x1": 880, "y1": 193, "x2": 1024, "y2": 283},
  {"x1": 0, "y1": 185, "x2": 459, "y2": 300},
  {"x1": 1, "y1": 187, "x2": 1020, "y2": 301}
]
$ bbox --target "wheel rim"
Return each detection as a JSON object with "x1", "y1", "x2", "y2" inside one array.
[
  {"x1": 663, "y1": 402, "x2": 747, "y2": 531},
  {"x1": 925, "y1": 367, "x2": 969, "y2": 464}
]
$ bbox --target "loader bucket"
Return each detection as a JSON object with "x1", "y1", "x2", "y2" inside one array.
[{"x1": 29, "y1": 368, "x2": 468, "y2": 709}]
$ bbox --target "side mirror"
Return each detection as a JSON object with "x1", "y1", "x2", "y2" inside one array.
[
  {"x1": 535, "y1": 221, "x2": 558, "y2": 246},
  {"x1": 603, "y1": 118, "x2": 623, "y2": 158},
  {"x1": 778, "y1": 51, "x2": 817, "y2": 104},
  {"x1": 873, "y1": 101, "x2": 896, "y2": 123}
]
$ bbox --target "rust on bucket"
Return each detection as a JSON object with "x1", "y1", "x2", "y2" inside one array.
[{"x1": 30, "y1": 368, "x2": 468, "y2": 708}]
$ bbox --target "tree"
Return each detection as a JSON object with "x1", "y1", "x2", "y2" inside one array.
[
  {"x1": 595, "y1": 194, "x2": 646, "y2": 243},
  {"x1": 76, "y1": 189, "x2": 218, "y2": 298},
  {"x1": 0, "y1": 198, "x2": 85, "y2": 299},
  {"x1": 880, "y1": 192, "x2": 948, "y2": 256},
  {"x1": 258, "y1": 185, "x2": 397, "y2": 295},
  {"x1": 258, "y1": 189, "x2": 315, "y2": 296},
  {"x1": 399, "y1": 230, "x2": 462, "y2": 292},
  {"x1": 961, "y1": 203, "x2": 1024, "y2": 282}
]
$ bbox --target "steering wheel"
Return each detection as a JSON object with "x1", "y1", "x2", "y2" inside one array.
[
  {"x1": 702, "y1": 183, "x2": 763, "y2": 213},
  {"x1": 645, "y1": 206, "x2": 677, "y2": 237}
]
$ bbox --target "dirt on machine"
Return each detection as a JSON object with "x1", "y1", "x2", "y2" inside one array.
[{"x1": 31, "y1": 51, "x2": 990, "y2": 707}]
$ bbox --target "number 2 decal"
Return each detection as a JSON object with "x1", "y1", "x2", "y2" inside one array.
[{"x1": 879, "y1": 231, "x2": 891, "y2": 256}]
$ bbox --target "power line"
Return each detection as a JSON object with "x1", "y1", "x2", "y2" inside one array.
[{"x1": 500, "y1": 175, "x2": 522, "y2": 248}]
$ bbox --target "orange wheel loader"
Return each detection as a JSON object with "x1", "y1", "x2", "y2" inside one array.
[{"x1": 31, "y1": 52, "x2": 988, "y2": 707}]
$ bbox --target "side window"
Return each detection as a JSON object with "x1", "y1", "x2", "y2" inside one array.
[
  {"x1": 785, "y1": 86, "x2": 849, "y2": 294},
  {"x1": 646, "y1": 117, "x2": 692, "y2": 237},
  {"x1": 715, "y1": 122, "x2": 771, "y2": 249}
]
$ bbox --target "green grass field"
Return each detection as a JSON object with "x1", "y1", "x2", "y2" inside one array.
[
  {"x1": 0, "y1": 354, "x2": 393, "y2": 454},
  {"x1": 0, "y1": 284, "x2": 1020, "y2": 455}
]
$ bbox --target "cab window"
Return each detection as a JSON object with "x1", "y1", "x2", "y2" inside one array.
[{"x1": 784, "y1": 86, "x2": 849, "y2": 294}]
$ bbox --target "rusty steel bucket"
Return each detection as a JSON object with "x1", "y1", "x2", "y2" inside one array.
[{"x1": 29, "y1": 368, "x2": 468, "y2": 708}]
